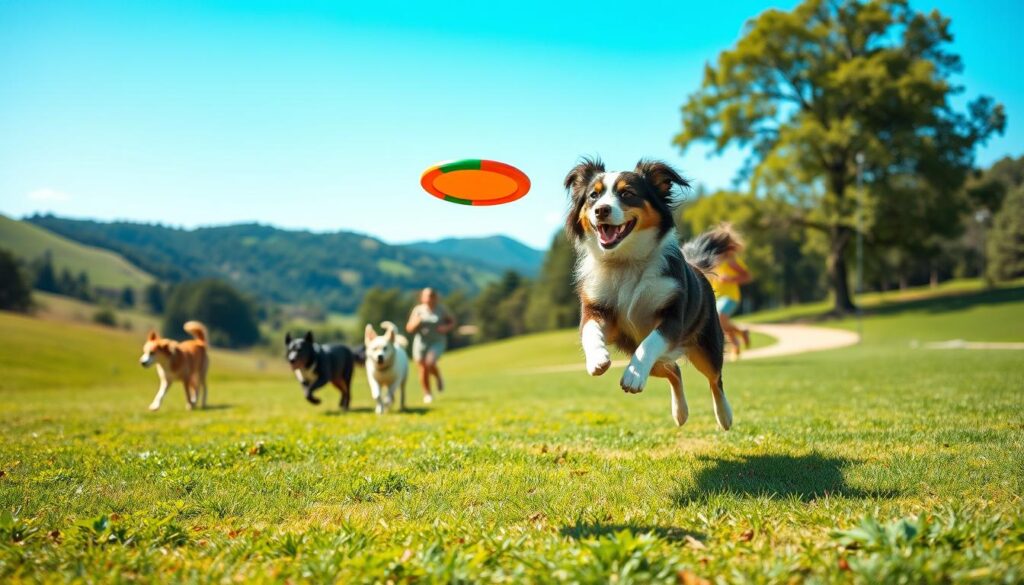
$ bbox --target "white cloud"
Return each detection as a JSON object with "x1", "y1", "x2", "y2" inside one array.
[
  {"x1": 28, "y1": 188, "x2": 71, "y2": 203},
  {"x1": 544, "y1": 210, "x2": 563, "y2": 225}
]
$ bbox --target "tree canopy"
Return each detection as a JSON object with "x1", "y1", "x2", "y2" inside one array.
[
  {"x1": 676, "y1": 0, "x2": 1005, "y2": 312},
  {"x1": 163, "y1": 279, "x2": 261, "y2": 348},
  {"x1": 0, "y1": 248, "x2": 32, "y2": 312}
]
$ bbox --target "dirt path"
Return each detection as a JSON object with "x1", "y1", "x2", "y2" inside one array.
[{"x1": 519, "y1": 323, "x2": 860, "y2": 375}]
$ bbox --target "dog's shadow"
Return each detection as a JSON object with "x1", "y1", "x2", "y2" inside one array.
[
  {"x1": 560, "y1": 523, "x2": 704, "y2": 543},
  {"x1": 199, "y1": 404, "x2": 233, "y2": 411},
  {"x1": 321, "y1": 406, "x2": 431, "y2": 416},
  {"x1": 672, "y1": 452, "x2": 901, "y2": 504}
]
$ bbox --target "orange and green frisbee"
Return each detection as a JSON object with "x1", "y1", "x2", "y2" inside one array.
[{"x1": 420, "y1": 159, "x2": 531, "y2": 206}]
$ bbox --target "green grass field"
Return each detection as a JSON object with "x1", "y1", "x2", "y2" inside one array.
[
  {"x1": 0, "y1": 215, "x2": 154, "y2": 291},
  {"x1": 1, "y1": 286, "x2": 1023, "y2": 583}
]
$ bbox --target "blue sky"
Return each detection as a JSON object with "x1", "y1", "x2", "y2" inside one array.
[{"x1": 1, "y1": 0, "x2": 1021, "y2": 249}]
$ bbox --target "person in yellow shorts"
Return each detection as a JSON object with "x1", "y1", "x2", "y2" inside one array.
[{"x1": 710, "y1": 237, "x2": 753, "y2": 360}]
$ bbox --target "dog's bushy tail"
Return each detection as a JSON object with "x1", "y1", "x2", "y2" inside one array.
[
  {"x1": 380, "y1": 321, "x2": 409, "y2": 349},
  {"x1": 183, "y1": 321, "x2": 208, "y2": 345},
  {"x1": 682, "y1": 223, "x2": 744, "y2": 275}
]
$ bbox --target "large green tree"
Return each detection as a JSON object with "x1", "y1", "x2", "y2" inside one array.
[
  {"x1": 675, "y1": 0, "x2": 1004, "y2": 312},
  {"x1": 163, "y1": 279, "x2": 261, "y2": 348},
  {"x1": 525, "y1": 233, "x2": 579, "y2": 332},
  {"x1": 987, "y1": 184, "x2": 1024, "y2": 282},
  {"x1": 0, "y1": 248, "x2": 32, "y2": 312}
]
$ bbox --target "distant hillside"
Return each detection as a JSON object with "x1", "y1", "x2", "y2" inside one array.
[
  {"x1": 27, "y1": 215, "x2": 500, "y2": 313},
  {"x1": 405, "y1": 235, "x2": 544, "y2": 276},
  {"x1": 0, "y1": 214, "x2": 154, "y2": 291}
]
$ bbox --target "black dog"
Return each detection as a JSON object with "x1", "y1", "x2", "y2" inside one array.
[{"x1": 284, "y1": 331, "x2": 364, "y2": 410}]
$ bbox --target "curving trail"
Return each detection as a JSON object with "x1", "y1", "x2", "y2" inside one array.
[{"x1": 518, "y1": 323, "x2": 860, "y2": 375}]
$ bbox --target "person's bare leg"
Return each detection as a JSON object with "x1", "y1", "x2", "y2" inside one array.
[
  {"x1": 417, "y1": 361, "x2": 432, "y2": 396},
  {"x1": 719, "y1": 313, "x2": 742, "y2": 360},
  {"x1": 426, "y1": 352, "x2": 444, "y2": 392}
]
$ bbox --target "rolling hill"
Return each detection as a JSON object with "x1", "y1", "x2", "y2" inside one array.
[
  {"x1": 0, "y1": 214, "x2": 154, "y2": 291},
  {"x1": 404, "y1": 235, "x2": 545, "y2": 276},
  {"x1": 26, "y1": 215, "x2": 505, "y2": 312}
]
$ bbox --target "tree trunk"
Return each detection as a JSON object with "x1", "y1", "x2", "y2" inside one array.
[{"x1": 827, "y1": 226, "x2": 857, "y2": 314}]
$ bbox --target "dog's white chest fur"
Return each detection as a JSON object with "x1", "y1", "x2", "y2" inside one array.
[
  {"x1": 578, "y1": 234, "x2": 679, "y2": 342},
  {"x1": 294, "y1": 366, "x2": 316, "y2": 384}
]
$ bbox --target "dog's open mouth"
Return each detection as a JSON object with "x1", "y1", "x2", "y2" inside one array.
[{"x1": 596, "y1": 219, "x2": 636, "y2": 249}]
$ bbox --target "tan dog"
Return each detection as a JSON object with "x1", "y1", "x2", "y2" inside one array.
[{"x1": 139, "y1": 321, "x2": 210, "y2": 411}]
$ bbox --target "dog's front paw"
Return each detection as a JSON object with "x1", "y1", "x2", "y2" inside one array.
[
  {"x1": 619, "y1": 361, "x2": 648, "y2": 394},
  {"x1": 148, "y1": 402, "x2": 161, "y2": 412},
  {"x1": 586, "y1": 352, "x2": 611, "y2": 376},
  {"x1": 306, "y1": 395, "x2": 322, "y2": 405},
  {"x1": 375, "y1": 403, "x2": 385, "y2": 415}
]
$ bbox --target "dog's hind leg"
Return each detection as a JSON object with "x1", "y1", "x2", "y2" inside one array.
[
  {"x1": 199, "y1": 361, "x2": 209, "y2": 409},
  {"x1": 183, "y1": 381, "x2": 196, "y2": 410},
  {"x1": 688, "y1": 345, "x2": 732, "y2": 430},
  {"x1": 336, "y1": 379, "x2": 351, "y2": 411},
  {"x1": 651, "y1": 361, "x2": 687, "y2": 426}
]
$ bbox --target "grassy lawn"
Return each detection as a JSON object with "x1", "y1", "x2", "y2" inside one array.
[
  {"x1": 0, "y1": 215, "x2": 154, "y2": 291},
  {"x1": 1, "y1": 288, "x2": 1023, "y2": 583}
]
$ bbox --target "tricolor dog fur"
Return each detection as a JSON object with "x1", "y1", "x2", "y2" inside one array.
[
  {"x1": 564, "y1": 157, "x2": 739, "y2": 429},
  {"x1": 139, "y1": 321, "x2": 210, "y2": 411}
]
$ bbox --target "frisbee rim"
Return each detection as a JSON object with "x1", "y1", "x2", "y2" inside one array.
[{"x1": 420, "y1": 159, "x2": 531, "y2": 206}]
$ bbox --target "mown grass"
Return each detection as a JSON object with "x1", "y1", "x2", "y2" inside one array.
[{"x1": 1, "y1": 286, "x2": 1023, "y2": 583}]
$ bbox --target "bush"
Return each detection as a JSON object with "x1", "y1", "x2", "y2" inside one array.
[
  {"x1": 92, "y1": 308, "x2": 118, "y2": 327},
  {"x1": 164, "y1": 279, "x2": 261, "y2": 348},
  {"x1": 0, "y1": 248, "x2": 32, "y2": 312},
  {"x1": 987, "y1": 185, "x2": 1024, "y2": 282}
]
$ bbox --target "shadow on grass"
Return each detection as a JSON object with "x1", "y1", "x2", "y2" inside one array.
[
  {"x1": 773, "y1": 285, "x2": 1023, "y2": 323},
  {"x1": 866, "y1": 285, "x2": 1024, "y2": 317},
  {"x1": 561, "y1": 522, "x2": 704, "y2": 543},
  {"x1": 673, "y1": 453, "x2": 901, "y2": 504},
  {"x1": 200, "y1": 404, "x2": 233, "y2": 411},
  {"x1": 321, "y1": 406, "x2": 432, "y2": 416}
]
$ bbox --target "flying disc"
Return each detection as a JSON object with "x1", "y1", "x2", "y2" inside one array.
[{"x1": 420, "y1": 159, "x2": 531, "y2": 206}]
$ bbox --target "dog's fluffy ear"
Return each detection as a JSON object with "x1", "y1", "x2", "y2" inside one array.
[
  {"x1": 564, "y1": 157, "x2": 605, "y2": 197},
  {"x1": 147, "y1": 330, "x2": 159, "y2": 341},
  {"x1": 364, "y1": 324, "x2": 377, "y2": 341},
  {"x1": 634, "y1": 159, "x2": 689, "y2": 206},
  {"x1": 285, "y1": 332, "x2": 292, "y2": 345},
  {"x1": 384, "y1": 325, "x2": 395, "y2": 343},
  {"x1": 304, "y1": 331, "x2": 314, "y2": 343},
  {"x1": 564, "y1": 157, "x2": 605, "y2": 240}
]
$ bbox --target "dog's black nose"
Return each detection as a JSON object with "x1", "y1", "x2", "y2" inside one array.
[{"x1": 594, "y1": 204, "x2": 611, "y2": 220}]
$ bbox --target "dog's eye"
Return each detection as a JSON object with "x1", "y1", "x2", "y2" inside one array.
[{"x1": 588, "y1": 192, "x2": 600, "y2": 200}]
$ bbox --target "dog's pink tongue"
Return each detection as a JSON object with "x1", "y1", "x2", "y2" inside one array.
[{"x1": 598, "y1": 224, "x2": 617, "y2": 244}]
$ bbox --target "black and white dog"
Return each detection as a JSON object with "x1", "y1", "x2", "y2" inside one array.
[
  {"x1": 285, "y1": 331, "x2": 363, "y2": 410},
  {"x1": 564, "y1": 157, "x2": 740, "y2": 429}
]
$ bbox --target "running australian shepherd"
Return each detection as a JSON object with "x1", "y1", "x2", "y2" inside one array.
[
  {"x1": 564, "y1": 157, "x2": 740, "y2": 429},
  {"x1": 138, "y1": 321, "x2": 210, "y2": 411}
]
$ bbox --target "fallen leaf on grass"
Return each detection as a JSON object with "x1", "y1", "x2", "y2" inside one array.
[
  {"x1": 528, "y1": 512, "x2": 546, "y2": 523},
  {"x1": 677, "y1": 570, "x2": 711, "y2": 585},
  {"x1": 684, "y1": 535, "x2": 706, "y2": 550},
  {"x1": 838, "y1": 558, "x2": 850, "y2": 571},
  {"x1": 739, "y1": 529, "x2": 754, "y2": 541}
]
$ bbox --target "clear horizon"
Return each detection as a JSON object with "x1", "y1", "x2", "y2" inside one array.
[{"x1": 2, "y1": 0, "x2": 1021, "y2": 249}]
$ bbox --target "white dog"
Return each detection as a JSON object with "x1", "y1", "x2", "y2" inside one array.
[{"x1": 363, "y1": 321, "x2": 409, "y2": 414}]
